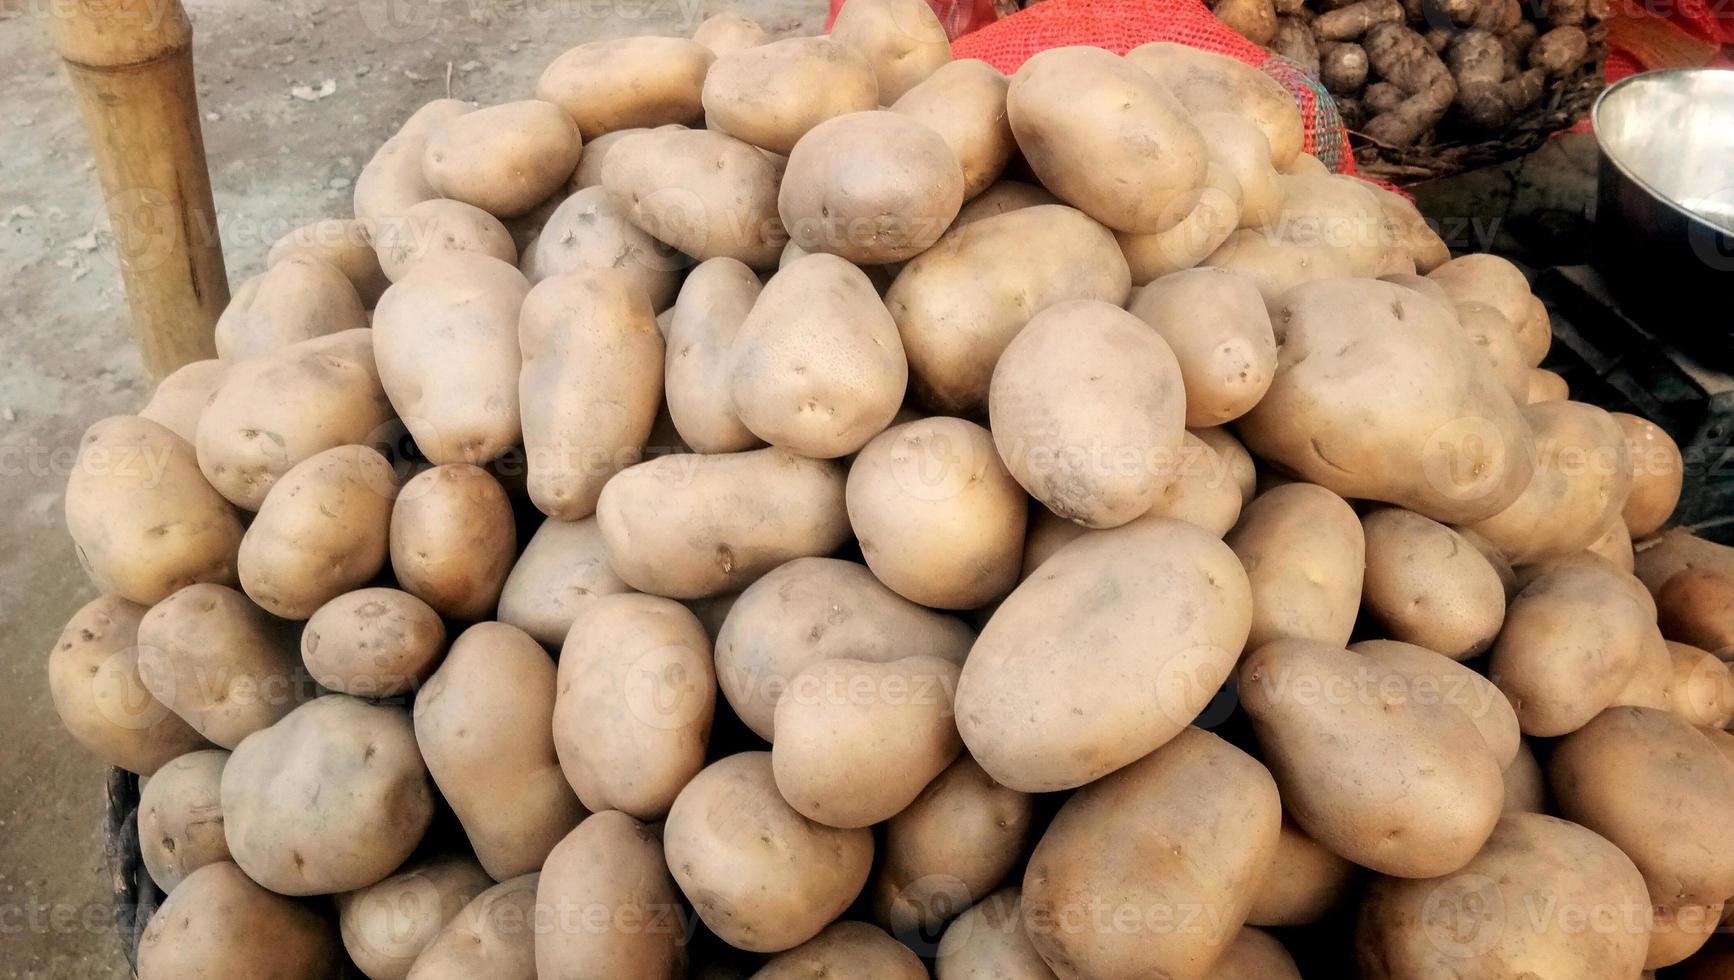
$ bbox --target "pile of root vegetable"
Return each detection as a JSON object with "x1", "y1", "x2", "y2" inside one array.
[
  {"x1": 1214, "y1": 0, "x2": 1606, "y2": 147},
  {"x1": 47, "y1": 2, "x2": 1734, "y2": 978}
]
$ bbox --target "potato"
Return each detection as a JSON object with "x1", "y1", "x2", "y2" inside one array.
[
  {"x1": 519, "y1": 271, "x2": 664, "y2": 520},
  {"x1": 1455, "y1": 300, "x2": 1530, "y2": 402},
  {"x1": 1427, "y1": 252, "x2": 1533, "y2": 332},
  {"x1": 1204, "y1": 929, "x2": 1300, "y2": 980},
  {"x1": 422, "y1": 100, "x2": 580, "y2": 219},
  {"x1": 554, "y1": 594, "x2": 715, "y2": 820},
  {"x1": 1526, "y1": 366, "x2": 1569, "y2": 403},
  {"x1": 406, "y1": 874, "x2": 540, "y2": 980},
  {"x1": 728, "y1": 253, "x2": 906, "y2": 456},
  {"x1": 664, "y1": 753, "x2": 874, "y2": 952},
  {"x1": 664, "y1": 257, "x2": 762, "y2": 453},
  {"x1": 338, "y1": 853, "x2": 494, "y2": 980},
  {"x1": 773, "y1": 654, "x2": 963, "y2": 827},
  {"x1": 601, "y1": 128, "x2": 787, "y2": 268},
  {"x1": 136, "y1": 583, "x2": 305, "y2": 748},
  {"x1": 846, "y1": 417, "x2": 1026, "y2": 609},
  {"x1": 535, "y1": 811, "x2": 687, "y2": 979},
  {"x1": 958, "y1": 518, "x2": 1252, "y2": 792},
  {"x1": 1198, "y1": 226, "x2": 1358, "y2": 303},
  {"x1": 596, "y1": 447, "x2": 850, "y2": 599},
  {"x1": 1370, "y1": 184, "x2": 1450, "y2": 273},
  {"x1": 692, "y1": 10, "x2": 767, "y2": 55},
  {"x1": 1353, "y1": 638, "x2": 1521, "y2": 767},
  {"x1": 519, "y1": 187, "x2": 682, "y2": 310},
  {"x1": 214, "y1": 253, "x2": 368, "y2": 361},
  {"x1": 1648, "y1": 902, "x2": 1725, "y2": 970},
  {"x1": 1489, "y1": 560, "x2": 1652, "y2": 736},
  {"x1": 702, "y1": 37, "x2": 879, "y2": 154},
  {"x1": 223, "y1": 695, "x2": 433, "y2": 894},
  {"x1": 1361, "y1": 507, "x2": 1507, "y2": 659},
  {"x1": 1355, "y1": 812, "x2": 1651, "y2": 979},
  {"x1": 1007, "y1": 46, "x2": 1206, "y2": 235},
  {"x1": 871, "y1": 753, "x2": 1035, "y2": 936},
  {"x1": 137, "y1": 862, "x2": 342, "y2": 980},
  {"x1": 888, "y1": 204, "x2": 1130, "y2": 412},
  {"x1": 1227, "y1": 483, "x2": 1365, "y2": 651},
  {"x1": 1115, "y1": 162, "x2": 1244, "y2": 282},
  {"x1": 1022, "y1": 728, "x2": 1280, "y2": 980},
  {"x1": 373, "y1": 254, "x2": 528, "y2": 466},
  {"x1": 779, "y1": 111, "x2": 963, "y2": 265},
  {"x1": 754, "y1": 920, "x2": 926, "y2": 979},
  {"x1": 371, "y1": 198, "x2": 516, "y2": 282},
  {"x1": 949, "y1": 179, "x2": 1059, "y2": 230},
  {"x1": 1615, "y1": 411, "x2": 1683, "y2": 537},
  {"x1": 138, "y1": 748, "x2": 231, "y2": 892},
  {"x1": 139, "y1": 358, "x2": 229, "y2": 444},
  {"x1": 1191, "y1": 112, "x2": 1282, "y2": 229},
  {"x1": 1635, "y1": 527, "x2": 1734, "y2": 594},
  {"x1": 1614, "y1": 624, "x2": 1673, "y2": 711},
  {"x1": 1587, "y1": 515, "x2": 1635, "y2": 571},
  {"x1": 1502, "y1": 739, "x2": 1548, "y2": 813},
  {"x1": 1246, "y1": 818, "x2": 1356, "y2": 927},
  {"x1": 535, "y1": 36, "x2": 714, "y2": 139},
  {"x1": 1515, "y1": 293, "x2": 1553, "y2": 365},
  {"x1": 714, "y1": 556, "x2": 974, "y2": 739},
  {"x1": 268, "y1": 217, "x2": 390, "y2": 306},
  {"x1": 1666, "y1": 639, "x2": 1734, "y2": 726},
  {"x1": 1467, "y1": 400, "x2": 1633, "y2": 564},
  {"x1": 389, "y1": 464, "x2": 516, "y2": 620},
  {"x1": 935, "y1": 888, "x2": 1056, "y2": 980},
  {"x1": 301, "y1": 587, "x2": 446, "y2": 698},
  {"x1": 236, "y1": 445, "x2": 396, "y2": 619},
  {"x1": 1240, "y1": 639, "x2": 1505, "y2": 877},
  {"x1": 1193, "y1": 425, "x2": 1258, "y2": 506},
  {"x1": 890, "y1": 59, "x2": 1012, "y2": 200},
  {"x1": 1657, "y1": 567, "x2": 1734, "y2": 655},
  {"x1": 1135, "y1": 432, "x2": 1244, "y2": 536},
  {"x1": 1125, "y1": 42, "x2": 1304, "y2": 170},
  {"x1": 990, "y1": 300, "x2": 1187, "y2": 528},
  {"x1": 831, "y1": 0, "x2": 952, "y2": 102},
  {"x1": 1265, "y1": 173, "x2": 1397, "y2": 277},
  {"x1": 47, "y1": 595, "x2": 209, "y2": 774},
  {"x1": 1382, "y1": 271, "x2": 1453, "y2": 307},
  {"x1": 497, "y1": 517, "x2": 631, "y2": 648},
  {"x1": 564, "y1": 127, "x2": 648, "y2": 192},
  {"x1": 354, "y1": 99, "x2": 472, "y2": 222},
  {"x1": 1236, "y1": 278, "x2": 1534, "y2": 524},
  {"x1": 1128, "y1": 268, "x2": 1275, "y2": 427},
  {"x1": 196, "y1": 329, "x2": 394, "y2": 510}
]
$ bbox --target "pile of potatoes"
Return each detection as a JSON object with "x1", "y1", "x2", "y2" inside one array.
[{"x1": 47, "y1": 1, "x2": 1734, "y2": 977}]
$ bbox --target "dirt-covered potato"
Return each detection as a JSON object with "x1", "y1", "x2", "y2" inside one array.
[
  {"x1": 664, "y1": 753, "x2": 874, "y2": 952},
  {"x1": 1007, "y1": 46, "x2": 1206, "y2": 235},
  {"x1": 1467, "y1": 400, "x2": 1633, "y2": 565},
  {"x1": 1356, "y1": 812, "x2": 1651, "y2": 979},
  {"x1": 214, "y1": 253, "x2": 368, "y2": 361},
  {"x1": 958, "y1": 518, "x2": 1252, "y2": 792},
  {"x1": 301, "y1": 587, "x2": 446, "y2": 698},
  {"x1": 406, "y1": 874, "x2": 540, "y2": 980},
  {"x1": 1361, "y1": 506, "x2": 1507, "y2": 659},
  {"x1": 755, "y1": 920, "x2": 926, "y2": 979},
  {"x1": 138, "y1": 749, "x2": 231, "y2": 893},
  {"x1": 422, "y1": 100, "x2": 580, "y2": 218},
  {"x1": 1126, "y1": 42, "x2": 1303, "y2": 170},
  {"x1": 990, "y1": 300, "x2": 1187, "y2": 528},
  {"x1": 268, "y1": 217, "x2": 390, "y2": 306},
  {"x1": 714, "y1": 557, "x2": 974, "y2": 739},
  {"x1": 702, "y1": 37, "x2": 879, "y2": 154},
  {"x1": 223, "y1": 695, "x2": 433, "y2": 895},
  {"x1": 1615, "y1": 411, "x2": 1683, "y2": 537},
  {"x1": 692, "y1": 10, "x2": 767, "y2": 54},
  {"x1": 137, "y1": 862, "x2": 342, "y2": 980},
  {"x1": 1237, "y1": 278, "x2": 1534, "y2": 524},
  {"x1": 353, "y1": 99, "x2": 472, "y2": 222},
  {"x1": 337, "y1": 853, "x2": 493, "y2": 980},
  {"x1": 1115, "y1": 162, "x2": 1244, "y2": 283},
  {"x1": 779, "y1": 111, "x2": 963, "y2": 265},
  {"x1": 536, "y1": 811, "x2": 688, "y2": 978},
  {"x1": 554, "y1": 594, "x2": 714, "y2": 820},
  {"x1": 1241, "y1": 639, "x2": 1506, "y2": 877},
  {"x1": 596, "y1": 447, "x2": 850, "y2": 599},
  {"x1": 601, "y1": 127, "x2": 787, "y2": 268},
  {"x1": 520, "y1": 186, "x2": 682, "y2": 309},
  {"x1": 890, "y1": 59, "x2": 1012, "y2": 200},
  {"x1": 1246, "y1": 818, "x2": 1357, "y2": 927},
  {"x1": 729, "y1": 253, "x2": 906, "y2": 456},
  {"x1": 535, "y1": 36, "x2": 714, "y2": 139},
  {"x1": 237, "y1": 445, "x2": 396, "y2": 619},
  {"x1": 831, "y1": 0, "x2": 952, "y2": 103},
  {"x1": 139, "y1": 358, "x2": 229, "y2": 444},
  {"x1": 664, "y1": 257, "x2": 762, "y2": 453},
  {"x1": 496, "y1": 517, "x2": 631, "y2": 648},
  {"x1": 373, "y1": 254, "x2": 528, "y2": 466},
  {"x1": 1228, "y1": 482, "x2": 1366, "y2": 650},
  {"x1": 371, "y1": 198, "x2": 517, "y2": 282},
  {"x1": 68, "y1": 416, "x2": 244, "y2": 603},
  {"x1": 935, "y1": 888, "x2": 1055, "y2": 980},
  {"x1": 1023, "y1": 728, "x2": 1280, "y2": 980},
  {"x1": 389, "y1": 464, "x2": 516, "y2": 620}
]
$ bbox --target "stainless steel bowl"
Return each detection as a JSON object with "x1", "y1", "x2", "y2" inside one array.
[{"x1": 1592, "y1": 68, "x2": 1734, "y2": 358}]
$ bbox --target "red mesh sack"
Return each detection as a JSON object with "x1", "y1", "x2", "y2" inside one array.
[{"x1": 825, "y1": 0, "x2": 1001, "y2": 40}]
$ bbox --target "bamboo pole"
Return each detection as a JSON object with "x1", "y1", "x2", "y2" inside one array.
[{"x1": 53, "y1": 0, "x2": 228, "y2": 379}]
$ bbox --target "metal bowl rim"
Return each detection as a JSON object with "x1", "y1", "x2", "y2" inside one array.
[{"x1": 1591, "y1": 68, "x2": 1734, "y2": 236}]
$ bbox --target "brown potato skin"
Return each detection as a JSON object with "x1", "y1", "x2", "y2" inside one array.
[
  {"x1": 138, "y1": 748, "x2": 231, "y2": 893},
  {"x1": 1656, "y1": 566, "x2": 1734, "y2": 655},
  {"x1": 702, "y1": 37, "x2": 879, "y2": 155},
  {"x1": 268, "y1": 217, "x2": 390, "y2": 306},
  {"x1": 692, "y1": 11, "x2": 767, "y2": 55},
  {"x1": 754, "y1": 920, "x2": 926, "y2": 980},
  {"x1": 535, "y1": 811, "x2": 687, "y2": 980},
  {"x1": 1352, "y1": 639, "x2": 1522, "y2": 768},
  {"x1": 337, "y1": 853, "x2": 494, "y2": 980},
  {"x1": 520, "y1": 185, "x2": 681, "y2": 309},
  {"x1": 664, "y1": 257, "x2": 762, "y2": 453},
  {"x1": 891, "y1": 59, "x2": 1013, "y2": 200},
  {"x1": 936, "y1": 888, "x2": 1058, "y2": 980},
  {"x1": 390, "y1": 464, "x2": 516, "y2": 621},
  {"x1": 1128, "y1": 268, "x2": 1276, "y2": 427},
  {"x1": 422, "y1": 100, "x2": 580, "y2": 219},
  {"x1": 137, "y1": 862, "x2": 342, "y2": 980},
  {"x1": 601, "y1": 128, "x2": 787, "y2": 268},
  {"x1": 1467, "y1": 400, "x2": 1633, "y2": 565},
  {"x1": 1455, "y1": 300, "x2": 1530, "y2": 403},
  {"x1": 1245, "y1": 818, "x2": 1357, "y2": 927},
  {"x1": 372, "y1": 198, "x2": 517, "y2": 283},
  {"x1": 830, "y1": 0, "x2": 953, "y2": 103},
  {"x1": 1204, "y1": 928, "x2": 1301, "y2": 980},
  {"x1": 214, "y1": 253, "x2": 368, "y2": 361},
  {"x1": 535, "y1": 37, "x2": 714, "y2": 139},
  {"x1": 353, "y1": 100, "x2": 472, "y2": 222},
  {"x1": 140, "y1": 358, "x2": 230, "y2": 444},
  {"x1": 497, "y1": 516, "x2": 632, "y2": 649},
  {"x1": 1361, "y1": 507, "x2": 1507, "y2": 659},
  {"x1": 1616, "y1": 411, "x2": 1682, "y2": 537},
  {"x1": 1227, "y1": 482, "x2": 1366, "y2": 651},
  {"x1": 1666, "y1": 639, "x2": 1733, "y2": 726},
  {"x1": 949, "y1": 179, "x2": 1059, "y2": 230},
  {"x1": 406, "y1": 874, "x2": 541, "y2": 980},
  {"x1": 1126, "y1": 42, "x2": 1304, "y2": 169},
  {"x1": 301, "y1": 587, "x2": 447, "y2": 698}
]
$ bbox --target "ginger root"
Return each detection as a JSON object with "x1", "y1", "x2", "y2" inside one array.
[{"x1": 1361, "y1": 22, "x2": 1457, "y2": 146}]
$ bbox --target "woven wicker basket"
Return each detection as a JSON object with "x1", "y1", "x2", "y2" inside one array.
[{"x1": 105, "y1": 768, "x2": 163, "y2": 974}]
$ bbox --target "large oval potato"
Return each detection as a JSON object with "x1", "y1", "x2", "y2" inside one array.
[
  {"x1": 535, "y1": 811, "x2": 687, "y2": 979},
  {"x1": 373, "y1": 254, "x2": 527, "y2": 466},
  {"x1": 47, "y1": 595, "x2": 209, "y2": 774},
  {"x1": 422, "y1": 100, "x2": 580, "y2": 218},
  {"x1": 268, "y1": 217, "x2": 390, "y2": 305},
  {"x1": 887, "y1": 204, "x2": 1131, "y2": 413},
  {"x1": 535, "y1": 36, "x2": 713, "y2": 139},
  {"x1": 957, "y1": 518, "x2": 1252, "y2": 792},
  {"x1": 337, "y1": 853, "x2": 494, "y2": 980},
  {"x1": 554, "y1": 594, "x2": 715, "y2": 820},
  {"x1": 139, "y1": 358, "x2": 229, "y2": 444},
  {"x1": 702, "y1": 37, "x2": 879, "y2": 154},
  {"x1": 371, "y1": 198, "x2": 517, "y2": 283},
  {"x1": 601, "y1": 128, "x2": 787, "y2": 268},
  {"x1": 714, "y1": 556, "x2": 974, "y2": 739},
  {"x1": 137, "y1": 862, "x2": 342, "y2": 980},
  {"x1": 1246, "y1": 818, "x2": 1357, "y2": 927},
  {"x1": 214, "y1": 253, "x2": 368, "y2": 361},
  {"x1": 754, "y1": 920, "x2": 926, "y2": 980},
  {"x1": 664, "y1": 753, "x2": 874, "y2": 952},
  {"x1": 596, "y1": 447, "x2": 850, "y2": 599},
  {"x1": 497, "y1": 516, "x2": 632, "y2": 648},
  {"x1": 1467, "y1": 400, "x2": 1633, "y2": 565},
  {"x1": 301, "y1": 587, "x2": 446, "y2": 698},
  {"x1": 1361, "y1": 507, "x2": 1507, "y2": 659},
  {"x1": 520, "y1": 185, "x2": 682, "y2": 308},
  {"x1": 935, "y1": 888, "x2": 1056, "y2": 980},
  {"x1": 1022, "y1": 728, "x2": 1281, "y2": 980},
  {"x1": 1227, "y1": 482, "x2": 1366, "y2": 651},
  {"x1": 138, "y1": 749, "x2": 231, "y2": 892},
  {"x1": 1616, "y1": 411, "x2": 1683, "y2": 537},
  {"x1": 664, "y1": 257, "x2": 762, "y2": 453},
  {"x1": 406, "y1": 874, "x2": 540, "y2": 980},
  {"x1": 223, "y1": 695, "x2": 434, "y2": 895},
  {"x1": 1656, "y1": 566, "x2": 1734, "y2": 654},
  {"x1": 990, "y1": 300, "x2": 1187, "y2": 528},
  {"x1": 1007, "y1": 46, "x2": 1206, "y2": 234},
  {"x1": 1352, "y1": 639, "x2": 1521, "y2": 768},
  {"x1": 68, "y1": 416, "x2": 244, "y2": 604},
  {"x1": 1125, "y1": 42, "x2": 1303, "y2": 170},
  {"x1": 390, "y1": 464, "x2": 516, "y2": 620},
  {"x1": 353, "y1": 99, "x2": 471, "y2": 222},
  {"x1": 831, "y1": 0, "x2": 952, "y2": 102},
  {"x1": 1427, "y1": 253, "x2": 1535, "y2": 347},
  {"x1": 891, "y1": 59, "x2": 1013, "y2": 200},
  {"x1": 1667, "y1": 640, "x2": 1734, "y2": 726},
  {"x1": 413, "y1": 622, "x2": 583, "y2": 879}
]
